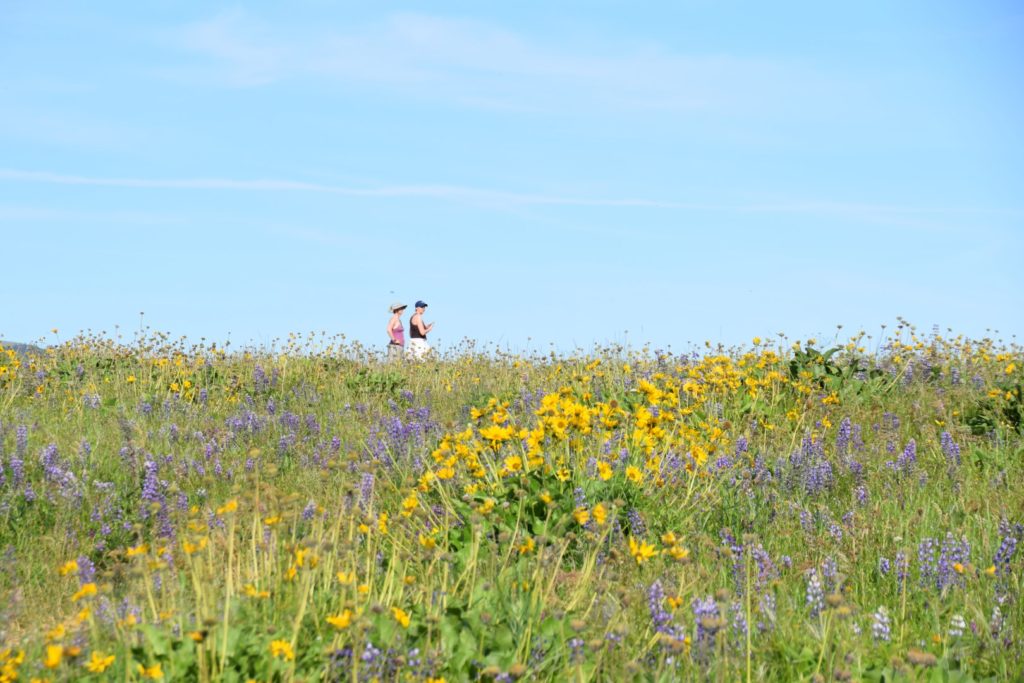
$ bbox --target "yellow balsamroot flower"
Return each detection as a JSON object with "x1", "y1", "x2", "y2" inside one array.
[
  {"x1": 125, "y1": 543, "x2": 148, "y2": 558},
  {"x1": 1006, "y1": 363, "x2": 1017, "y2": 374},
  {"x1": 377, "y1": 513, "x2": 389, "y2": 535},
  {"x1": 85, "y1": 651, "x2": 115, "y2": 673},
  {"x1": 126, "y1": 375, "x2": 136, "y2": 383},
  {"x1": 518, "y1": 537, "x2": 536, "y2": 555},
  {"x1": 629, "y1": 537, "x2": 658, "y2": 565},
  {"x1": 592, "y1": 503, "x2": 608, "y2": 526},
  {"x1": 46, "y1": 624, "x2": 66, "y2": 642},
  {"x1": 479, "y1": 424, "x2": 514, "y2": 447},
  {"x1": 556, "y1": 468, "x2": 571, "y2": 482},
  {"x1": 392, "y1": 607, "x2": 411, "y2": 629},
  {"x1": 58, "y1": 560, "x2": 78, "y2": 577},
  {"x1": 539, "y1": 491, "x2": 553, "y2": 505},
  {"x1": 337, "y1": 571, "x2": 356, "y2": 585},
  {"x1": 263, "y1": 515, "x2": 281, "y2": 526},
  {"x1": 285, "y1": 566, "x2": 298, "y2": 582},
  {"x1": 294, "y1": 547, "x2": 315, "y2": 568},
  {"x1": 625, "y1": 466, "x2": 643, "y2": 483},
  {"x1": 216, "y1": 499, "x2": 238, "y2": 515},
  {"x1": 984, "y1": 565, "x2": 996, "y2": 576},
  {"x1": 596, "y1": 461, "x2": 613, "y2": 481},
  {"x1": 326, "y1": 610, "x2": 354, "y2": 630},
  {"x1": 182, "y1": 537, "x2": 208, "y2": 554},
  {"x1": 573, "y1": 507, "x2": 590, "y2": 526},
  {"x1": 43, "y1": 645, "x2": 63, "y2": 669},
  {"x1": 71, "y1": 583, "x2": 97, "y2": 602},
  {"x1": 357, "y1": 583, "x2": 370, "y2": 594},
  {"x1": 75, "y1": 607, "x2": 91, "y2": 623},
  {"x1": 358, "y1": 523, "x2": 371, "y2": 535},
  {"x1": 503, "y1": 455, "x2": 524, "y2": 473},
  {"x1": 269, "y1": 640, "x2": 294, "y2": 661},
  {"x1": 138, "y1": 662, "x2": 164, "y2": 679},
  {"x1": 401, "y1": 493, "x2": 418, "y2": 517},
  {"x1": 668, "y1": 545, "x2": 690, "y2": 561},
  {"x1": 243, "y1": 584, "x2": 270, "y2": 599},
  {"x1": 418, "y1": 534, "x2": 436, "y2": 550}
]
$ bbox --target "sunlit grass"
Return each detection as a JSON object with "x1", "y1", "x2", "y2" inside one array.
[{"x1": 0, "y1": 322, "x2": 1021, "y2": 681}]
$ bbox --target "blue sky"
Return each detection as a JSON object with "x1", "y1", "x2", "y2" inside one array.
[{"x1": 2, "y1": 2, "x2": 1022, "y2": 353}]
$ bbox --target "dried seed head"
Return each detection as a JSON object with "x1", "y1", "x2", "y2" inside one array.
[{"x1": 906, "y1": 649, "x2": 937, "y2": 668}]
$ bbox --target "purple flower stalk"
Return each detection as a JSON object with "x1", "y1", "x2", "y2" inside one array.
[
  {"x1": 805, "y1": 569, "x2": 824, "y2": 617},
  {"x1": 871, "y1": 606, "x2": 891, "y2": 641}
]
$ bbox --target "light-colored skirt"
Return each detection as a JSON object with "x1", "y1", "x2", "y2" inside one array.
[{"x1": 406, "y1": 338, "x2": 431, "y2": 360}]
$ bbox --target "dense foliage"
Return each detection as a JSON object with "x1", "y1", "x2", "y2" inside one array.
[{"x1": 0, "y1": 323, "x2": 1021, "y2": 681}]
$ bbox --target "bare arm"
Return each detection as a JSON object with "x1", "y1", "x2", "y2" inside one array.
[{"x1": 412, "y1": 315, "x2": 433, "y2": 335}]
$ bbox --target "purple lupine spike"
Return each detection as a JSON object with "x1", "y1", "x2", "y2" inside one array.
[
  {"x1": 805, "y1": 568, "x2": 824, "y2": 617},
  {"x1": 77, "y1": 555, "x2": 96, "y2": 584},
  {"x1": 940, "y1": 432, "x2": 961, "y2": 468},
  {"x1": 872, "y1": 606, "x2": 891, "y2": 641},
  {"x1": 627, "y1": 509, "x2": 647, "y2": 537},
  {"x1": 358, "y1": 472, "x2": 375, "y2": 511},
  {"x1": 15, "y1": 425, "x2": 28, "y2": 456},
  {"x1": 836, "y1": 417, "x2": 852, "y2": 457},
  {"x1": 646, "y1": 580, "x2": 677, "y2": 635},
  {"x1": 918, "y1": 537, "x2": 938, "y2": 588},
  {"x1": 691, "y1": 595, "x2": 719, "y2": 647}
]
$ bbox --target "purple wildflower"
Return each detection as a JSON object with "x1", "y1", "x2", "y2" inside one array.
[
  {"x1": 359, "y1": 472, "x2": 375, "y2": 511},
  {"x1": 872, "y1": 606, "x2": 891, "y2": 641},
  {"x1": 805, "y1": 569, "x2": 824, "y2": 617}
]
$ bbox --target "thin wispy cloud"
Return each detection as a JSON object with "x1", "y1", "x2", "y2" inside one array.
[
  {"x1": 169, "y1": 10, "x2": 822, "y2": 114},
  {"x1": 0, "y1": 168, "x2": 697, "y2": 208},
  {"x1": 2, "y1": 168, "x2": 1016, "y2": 227}
]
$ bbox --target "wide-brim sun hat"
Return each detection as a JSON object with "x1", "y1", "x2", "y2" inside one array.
[{"x1": 389, "y1": 302, "x2": 407, "y2": 313}]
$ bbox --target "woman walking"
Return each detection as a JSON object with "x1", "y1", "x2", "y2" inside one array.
[
  {"x1": 386, "y1": 302, "x2": 406, "y2": 359},
  {"x1": 407, "y1": 300, "x2": 433, "y2": 360}
]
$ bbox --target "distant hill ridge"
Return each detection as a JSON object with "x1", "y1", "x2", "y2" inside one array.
[{"x1": 0, "y1": 341, "x2": 45, "y2": 356}]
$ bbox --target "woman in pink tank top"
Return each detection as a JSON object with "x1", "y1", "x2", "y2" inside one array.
[{"x1": 387, "y1": 302, "x2": 407, "y2": 358}]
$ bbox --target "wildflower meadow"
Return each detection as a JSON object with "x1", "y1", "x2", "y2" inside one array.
[{"x1": 0, "y1": 322, "x2": 1021, "y2": 682}]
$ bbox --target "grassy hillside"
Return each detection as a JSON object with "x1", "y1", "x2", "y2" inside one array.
[{"x1": 0, "y1": 326, "x2": 1021, "y2": 681}]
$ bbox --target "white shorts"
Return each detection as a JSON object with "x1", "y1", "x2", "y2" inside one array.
[{"x1": 407, "y1": 338, "x2": 431, "y2": 360}]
